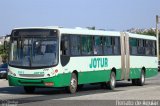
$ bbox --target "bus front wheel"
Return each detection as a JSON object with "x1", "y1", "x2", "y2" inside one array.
[
  {"x1": 24, "y1": 86, "x2": 35, "y2": 94},
  {"x1": 67, "y1": 73, "x2": 78, "y2": 94}
]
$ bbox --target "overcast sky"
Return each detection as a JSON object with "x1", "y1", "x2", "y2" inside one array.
[{"x1": 0, "y1": 0, "x2": 160, "y2": 35}]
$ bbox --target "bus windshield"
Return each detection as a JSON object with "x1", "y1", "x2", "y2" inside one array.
[{"x1": 9, "y1": 29, "x2": 58, "y2": 68}]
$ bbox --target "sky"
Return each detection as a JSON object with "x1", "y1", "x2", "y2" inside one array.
[{"x1": 0, "y1": 0, "x2": 160, "y2": 36}]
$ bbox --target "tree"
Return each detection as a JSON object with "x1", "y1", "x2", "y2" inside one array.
[
  {"x1": 136, "y1": 29, "x2": 160, "y2": 36},
  {"x1": 0, "y1": 44, "x2": 9, "y2": 63}
]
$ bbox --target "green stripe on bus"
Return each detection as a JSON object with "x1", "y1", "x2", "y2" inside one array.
[
  {"x1": 129, "y1": 68, "x2": 158, "y2": 79},
  {"x1": 8, "y1": 68, "x2": 157, "y2": 87},
  {"x1": 78, "y1": 70, "x2": 111, "y2": 84}
]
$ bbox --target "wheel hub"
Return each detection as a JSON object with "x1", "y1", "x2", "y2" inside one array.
[
  {"x1": 71, "y1": 78, "x2": 77, "y2": 90},
  {"x1": 111, "y1": 75, "x2": 115, "y2": 87},
  {"x1": 141, "y1": 73, "x2": 145, "y2": 83}
]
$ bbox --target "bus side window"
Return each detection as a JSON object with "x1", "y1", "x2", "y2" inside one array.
[
  {"x1": 145, "y1": 40, "x2": 156, "y2": 56},
  {"x1": 137, "y1": 39, "x2": 145, "y2": 55},
  {"x1": 152, "y1": 41, "x2": 157, "y2": 56},
  {"x1": 70, "y1": 35, "x2": 81, "y2": 56},
  {"x1": 129, "y1": 38, "x2": 138, "y2": 55},
  {"x1": 145, "y1": 40, "x2": 152, "y2": 56},
  {"x1": 61, "y1": 35, "x2": 70, "y2": 56},
  {"x1": 93, "y1": 36, "x2": 103, "y2": 55},
  {"x1": 81, "y1": 36, "x2": 93, "y2": 55},
  {"x1": 113, "y1": 37, "x2": 120, "y2": 55},
  {"x1": 103, "y1": 36, "x2": 113, "y2": 55}
]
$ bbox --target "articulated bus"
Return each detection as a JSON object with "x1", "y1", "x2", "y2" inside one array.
[{"x1": 7, "y1": 27, "x2": 158, "y2": 93}]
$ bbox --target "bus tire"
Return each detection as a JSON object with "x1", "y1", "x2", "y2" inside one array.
[
  {"x1": 100, "y1": 82, "x2": 106, "y2": 89},
  {"x1": 78, "y1": 84, "x2": 84, "y2": 90},
  {"x1": 67, "y1": 73, "x2": 77, "y2": 94},
  {"x1": 107, "y1": 71, "x2": 116, "y2": 90},
  {"x1": 132, "y1": 79, "x2": 138, "y2": 85},
  {"x1": 137, "y1": 70, "x2": 145, "y2": 86},
  {"x1": 24, "y1": 86, "x2": 35, "y2": 94}
]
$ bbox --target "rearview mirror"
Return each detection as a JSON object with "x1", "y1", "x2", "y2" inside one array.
[
  {"x1": 4, "y1": 41, "x2": 7, "y2": 50},
  {"x1": 4, "y1": 34, "x2": 10, "y2": 50}
]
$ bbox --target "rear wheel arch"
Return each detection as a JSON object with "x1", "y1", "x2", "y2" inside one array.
[
  {"x1": 111, "y1": 67, "x2": 116, "y2": 75},
  {"x1": 142, "y1": 67, "x2": 146, "y2": 76},
  {"x1": 72, "y1": 70, "x2": 78, "y2": 82},
  {"x1": 111, "y1": 67, "x2": 117, "y2": 79}
]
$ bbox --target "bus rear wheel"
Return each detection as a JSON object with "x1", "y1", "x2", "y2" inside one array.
[
  {"x1": 132, "y1": 70, "x2": 145, "y2": 86},
  {"x1": 107, "y1": 71, "x2": 116, "y2": 90},
  {"x1": 24, "y1": 86, "x2": 35, "y2": 94},
  {"x1": 137, "y1": 70, "x2": 145, "y2": 86},
  {"x1": 67, "y1": 73, "x2": 78, "y2": 94},
  {"x1": 132, "y1": 79, "x2": 138, "y2": 85}
]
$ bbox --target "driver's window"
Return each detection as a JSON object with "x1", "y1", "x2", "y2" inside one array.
[{"x1": 61, "y1": 35, "x2": 70, "y2": 56}]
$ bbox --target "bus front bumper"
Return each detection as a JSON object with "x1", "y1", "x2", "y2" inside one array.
[{"x1": 8, "y1": 74, "x2": 71, "y2": 87}]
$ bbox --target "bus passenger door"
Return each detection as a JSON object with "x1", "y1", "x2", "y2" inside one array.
[{"x1": 120, "y1": 32, "x2": 130, "y2": 80}]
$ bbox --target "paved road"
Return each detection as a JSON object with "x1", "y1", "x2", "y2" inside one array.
[{"x1": 0, "y1": 73, "x2": 160, "y2": 106}]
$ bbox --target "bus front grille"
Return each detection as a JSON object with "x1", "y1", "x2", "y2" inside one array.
[{"x1": 19, "y1": 74, "x2": 44, "y2": 77}]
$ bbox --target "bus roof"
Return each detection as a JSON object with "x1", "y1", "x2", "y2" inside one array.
[
  {"x1": 13, "y1": 26, "x2": 120, "y2": 36},
  {"x1": 59, "y1": 28, "x2": 120, "y2": 36},
  {"x1": 13, "y1": 26, "x2": 156, "y2": 40},
  {"x1": 127, "y1": 32, "x2": 156, "y2": 40}
]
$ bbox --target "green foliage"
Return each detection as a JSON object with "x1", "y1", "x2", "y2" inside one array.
[
  {"x1": 136, "y1": 29, "x2": 160, "y2": 36},
  {"x1": 0, "y1": 45, "x2": 4, "y2": 54},
  {"x1": 1, "y1": 53, "x2": 8, "y2": 61},
  {"x1": 0, "y1": 44, "x2": 8, "y2": 62}
]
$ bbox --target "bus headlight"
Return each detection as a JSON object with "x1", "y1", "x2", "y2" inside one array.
[{"x1": 8, "y1": 69, "x2": 16, "y2": 76}]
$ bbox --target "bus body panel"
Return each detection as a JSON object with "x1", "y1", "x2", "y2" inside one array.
[
  {"x1": 128, "y1": 32, "x2": 158, "y2": 79},
  {"x1": 60, "y1": 56, "x2": 122, "y2": 84},
  {"x1": 7, "y1": 27, "x2": 158, "y2": 88},
  {"x1": 8, "y1": 73, "x2": 71, "y2": 87},
  {"x1": 129, "y1": 56, "x2": 158, "y2": 79}
]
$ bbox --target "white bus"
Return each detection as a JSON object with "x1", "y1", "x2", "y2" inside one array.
[{"x1": 7, "y1": 27, "x2": 158, "y2": 93}]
